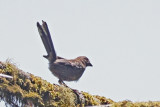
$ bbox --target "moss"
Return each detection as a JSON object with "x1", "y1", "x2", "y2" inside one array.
[
  {"x1": 94, "y1": 95, "x2": 114, "y2": 105},
  {"x1": 82, "y1": 92, "x2": 101, "y2": 106},
  {"x1": 2, "y1": 61, "x2": 160, "y2": 107},
  {"x1": 0, "y1": 61, "x2": 108, "y2": 106},
  {"x1": 111, "y1": 100, "x2": 160, "y2": 107}
]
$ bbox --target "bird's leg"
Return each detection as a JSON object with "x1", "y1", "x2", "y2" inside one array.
[{"x1": 58, "y1": 79, "x2": 68, "y2": 87}]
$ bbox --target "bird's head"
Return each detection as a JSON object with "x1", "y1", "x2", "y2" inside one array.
[{"x1": 77, "y1": 56, "x2": 93, "y2": 67}]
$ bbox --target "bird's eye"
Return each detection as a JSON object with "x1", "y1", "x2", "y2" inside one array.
[{"x1": 85, "y1": 57, "x2": 89, "y2": 61}]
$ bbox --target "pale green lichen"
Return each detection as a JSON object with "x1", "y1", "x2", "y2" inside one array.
[
  {"x1": 0, "y1": 61, "x2": 110, "y2": 106},
  {"x1": 111, "y1": 100, "x2": 160, "y2": 107},
  {"x1": 1, "y1": 61, "x2": 160, "y2": 107}
]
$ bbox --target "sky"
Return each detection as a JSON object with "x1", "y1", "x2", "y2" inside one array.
[{"x1": 0, "y1": 0, "x2": 160, "y2": 103}]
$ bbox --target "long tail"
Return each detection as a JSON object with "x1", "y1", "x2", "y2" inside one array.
[{"x1": 37, "y1": 21, "x2": 56, "y2": 63}]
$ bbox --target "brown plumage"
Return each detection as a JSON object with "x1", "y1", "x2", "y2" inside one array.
[{"x1": 37, "y1": 21, "x2": 92, "y2": 86}]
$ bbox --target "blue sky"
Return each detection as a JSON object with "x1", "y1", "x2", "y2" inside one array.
[{"x1": 1, "y1": 0, "x2": 160, "y2": 102}]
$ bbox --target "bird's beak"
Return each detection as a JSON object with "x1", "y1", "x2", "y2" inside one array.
[{"x1": 87, "y1": 62, "x2": 93, "y2": 67}]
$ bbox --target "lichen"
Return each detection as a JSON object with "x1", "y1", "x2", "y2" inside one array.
[
  {"x1": 1, "y1": 61, "x2": 160, "y2": 107},
  {"x1": 0, "y1": 61, "x2": 108, "y2": 106}
]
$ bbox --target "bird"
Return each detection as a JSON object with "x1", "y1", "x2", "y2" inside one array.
[{"x1": 37, "y1": 21, "x2": 92, "y2": 86}]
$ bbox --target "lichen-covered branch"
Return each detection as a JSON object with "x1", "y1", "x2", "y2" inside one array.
[
  {"x1": 1, "y1": 61, "x2": 160, "y2": 107},
  {"x1": 0, "y1": 61, "x2": 112, "y2": 107}
]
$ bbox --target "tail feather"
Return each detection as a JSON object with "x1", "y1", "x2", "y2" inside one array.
[
  {"x1": 42, "y1": 21, "x2": 55, "y2": 53},
  {"x1": 37, "y1": 22, "x2": 51, "y2": 54},
  {"x1": 37, "y1": 21, "x2": 57, "y2": 63}
]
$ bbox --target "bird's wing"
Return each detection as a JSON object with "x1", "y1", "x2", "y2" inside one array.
[
  {"x1": 37, "y1": 21, "x2": 57, "y2": 63},
  {"x1": 56, "y1": 60, "x2": 83, "y2": 69},
  {"x1": 57, "y1": 56, "x2": 65, "y2": 59}
]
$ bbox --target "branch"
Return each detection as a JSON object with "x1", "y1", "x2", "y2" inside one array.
[{"x1": 0, "y1": 61, "x2": 112, "y2": 106}]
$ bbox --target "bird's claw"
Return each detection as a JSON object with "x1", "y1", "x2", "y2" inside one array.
[{"x1": 58, "y1": 79, "x2": 68, "y2": 87}]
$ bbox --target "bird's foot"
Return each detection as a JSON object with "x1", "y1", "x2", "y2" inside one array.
[{"x1": 58, "y1": 79, "x2": 68, "y2": 87}]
